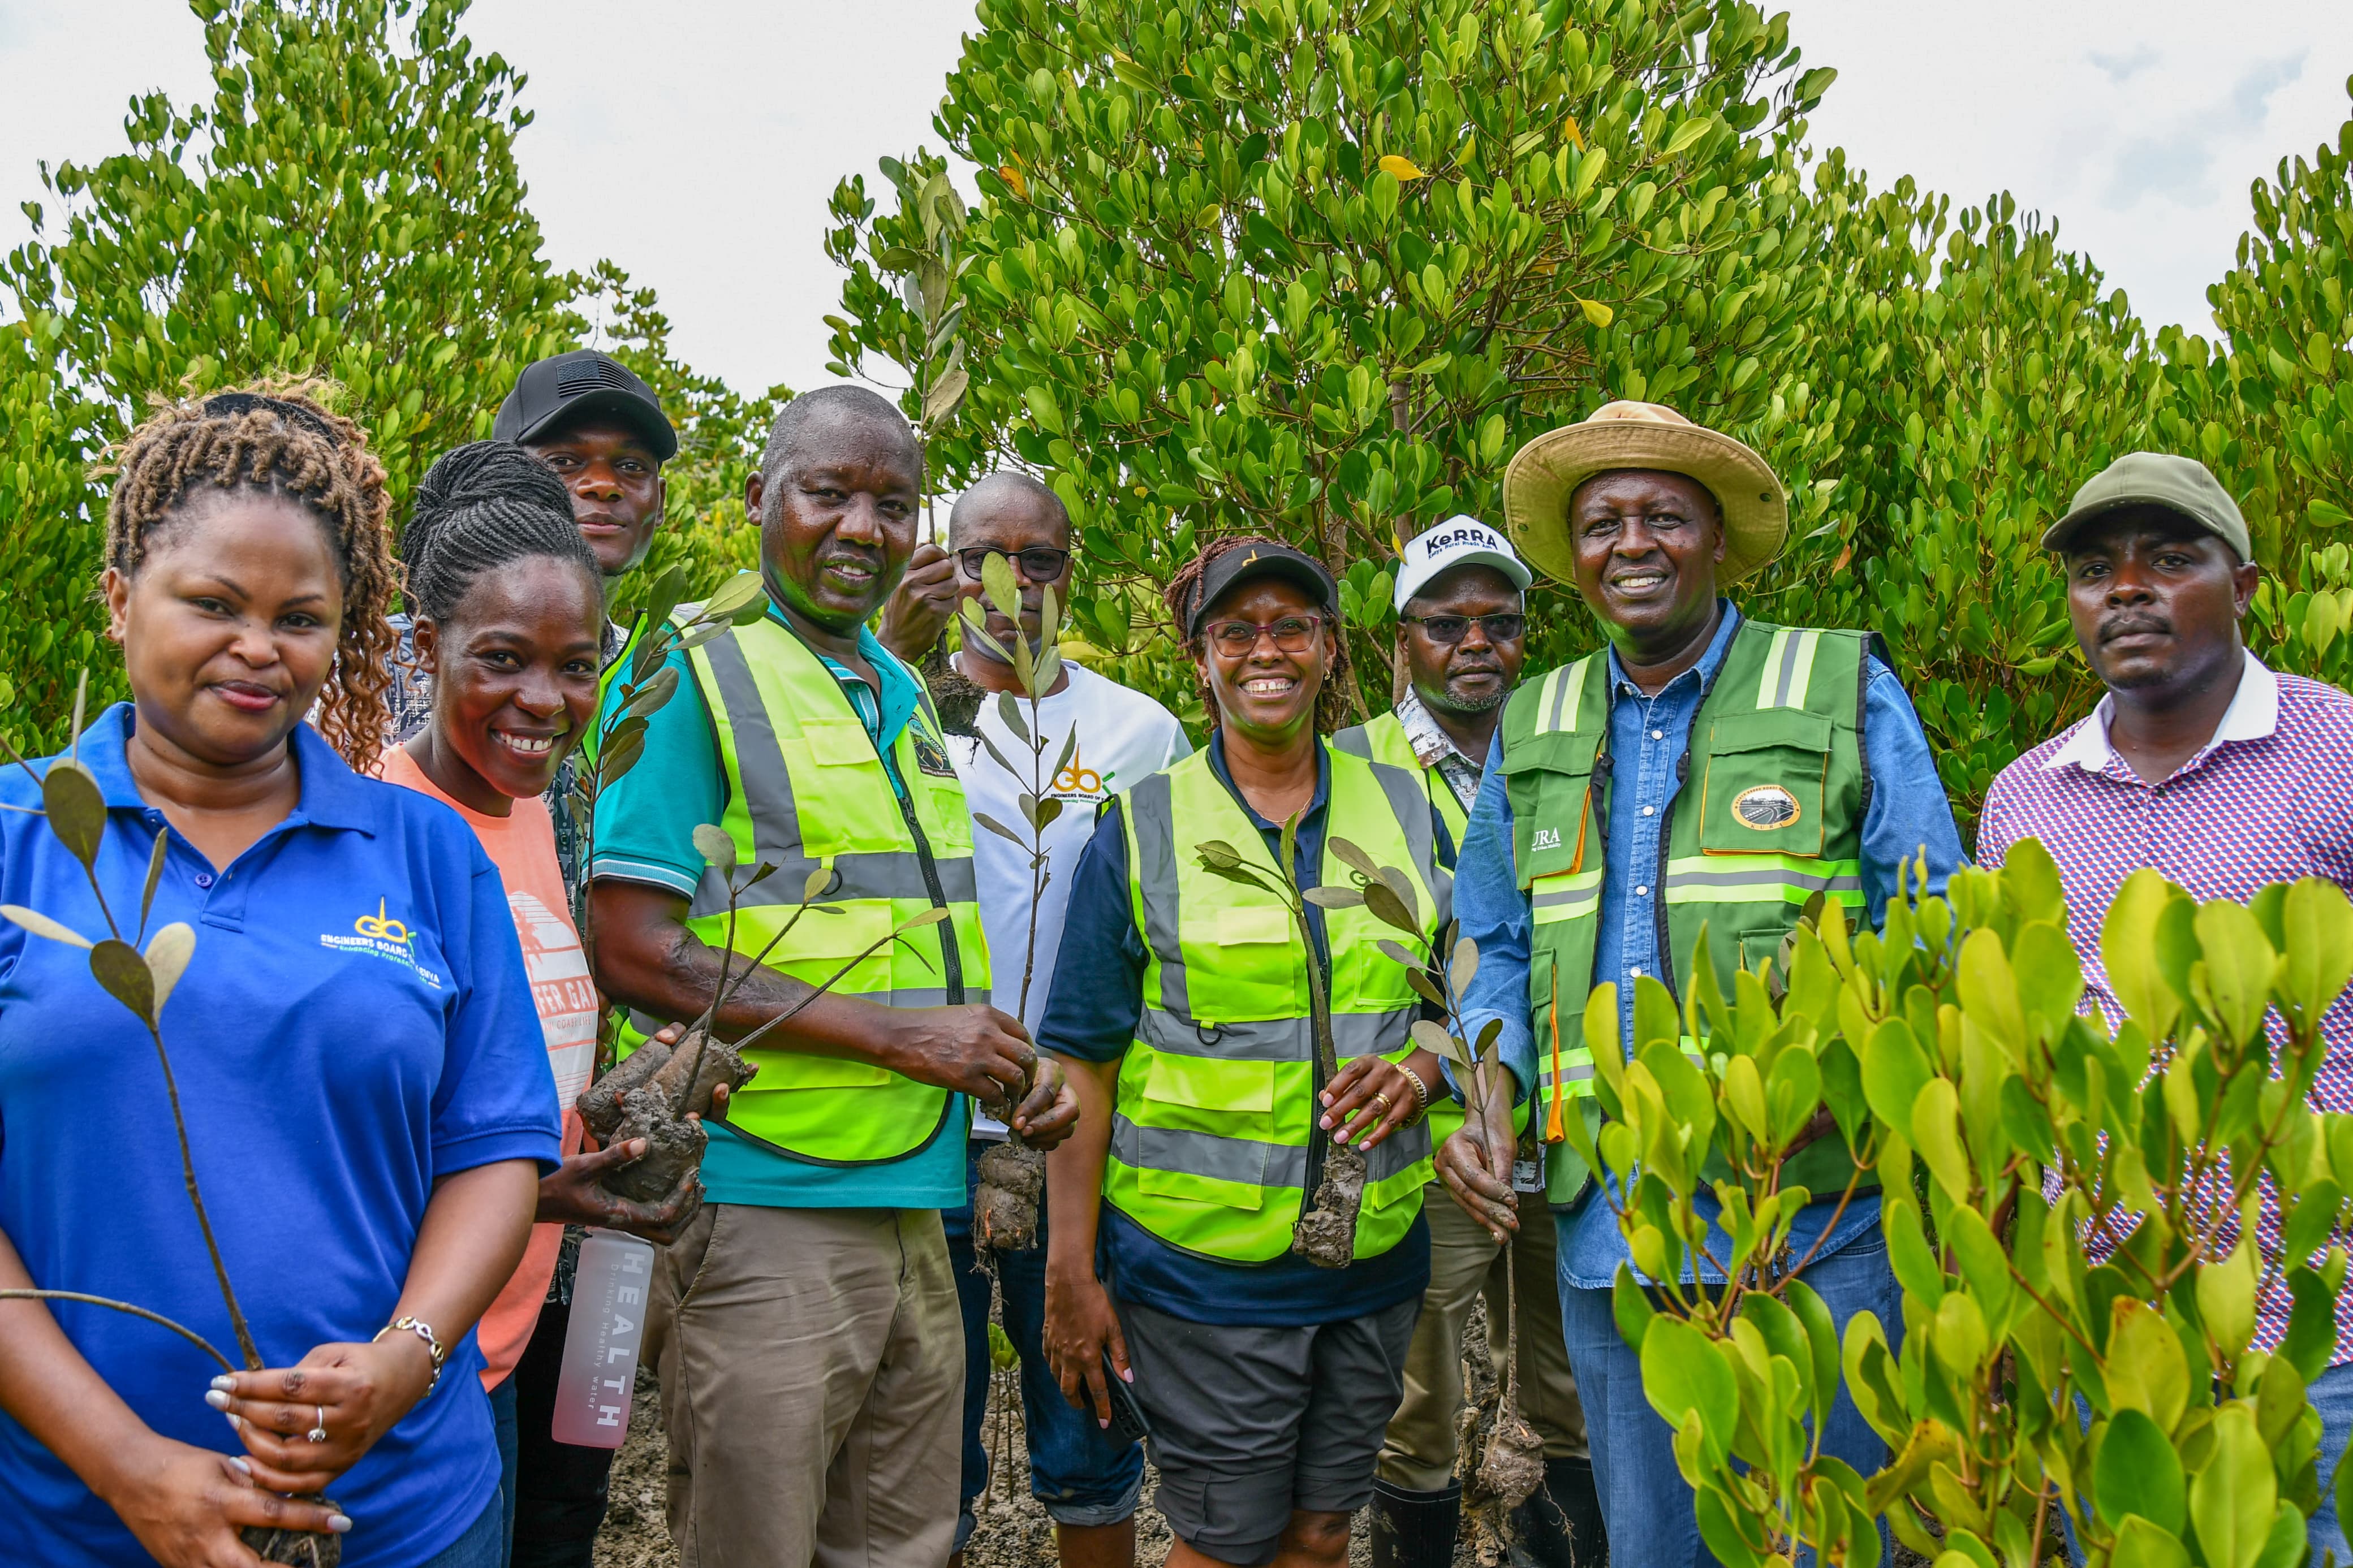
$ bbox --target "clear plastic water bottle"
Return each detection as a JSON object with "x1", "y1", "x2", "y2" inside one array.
[{"x1": 550, "y1": 1228, "x2": 656, "y2": 1448}]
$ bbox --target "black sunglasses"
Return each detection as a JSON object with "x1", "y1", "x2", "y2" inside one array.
[
  {"x1": 956, "y1": 546, "x2": 1070, "y2": 584},
  {"x1": 202, "y1": 391, "x2": 343, "y2": 447},
  {"x1": 1400, "y1": 612, "x2": 1525, "y2": 645}
]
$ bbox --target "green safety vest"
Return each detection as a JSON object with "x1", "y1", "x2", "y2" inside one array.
[
  {"x1": 1332, "y1": 708, "x2": 1529, "y2": 1152},
  {"x1": 1104, "y1": 744, "x2": 1444, "y2": 1263},
  {"x1": 622, "y1": 608, "x2": 990, "y2": 1166},
  {"x1": 1500, "y1": 619, "x2": 1878, "y2": 1207}
]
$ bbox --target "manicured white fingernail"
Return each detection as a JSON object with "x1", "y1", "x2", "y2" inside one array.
[
  {"x1": 328, "y1": 1514, "x2": 353, "y2": 1534},
  {"x1": 228, "y1": 1456, "x2": 251, "y2": 1476},
  {"x1": 210, "y1": 1374, "x2": 235, "y2": 1393},
  {"x1": 205, "y1": 1389, "x2": 230, "y2": 1411}
]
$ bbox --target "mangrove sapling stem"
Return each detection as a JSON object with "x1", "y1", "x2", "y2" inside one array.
[
  {"x1": 0, "y1": 1290, "x2": 235, "y2": 1374},
  {"x1": 138, "y1": 1016, "x2": 262, "y2": 1372}
]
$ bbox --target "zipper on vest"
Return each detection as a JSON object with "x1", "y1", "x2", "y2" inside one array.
[{"x1": 895, "y1": 783, "x2": 966, "y2": 1005}]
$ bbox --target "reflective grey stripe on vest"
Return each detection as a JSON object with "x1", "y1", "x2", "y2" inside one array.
[
  {"x1": 1660, "y1": 865, "x2": 1863, "y2": 896},
  {"x1": 1137, "y1": 1007, "x2": 1416, "y2": 1062},
  {"x1": 1110, "y1": 1112, "x2": 1432, "y2": 1190},
  {"x1": 1128, "y1": 771, "x2": 1191, "y2": 1018},
  {"x1": 631, "y1": 987, "x2": 981, "y2": 1040},
  {"x1": 1531, "y1": 879, "x2": 1602, "y2": 917},
  {"x1": 1364, "y1": 757, "x2": 1453, "y2": 931},
  {"x1": 1331, "y1": 726, "x2": 1372, "y2": 760},
  {"x1": 687, "y1": 625, "x2": 976, "y2": 919}
]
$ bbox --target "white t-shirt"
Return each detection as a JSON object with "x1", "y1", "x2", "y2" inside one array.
[{"x1": 951, "y1": 660, "x2": 1191, "y2": 1134}]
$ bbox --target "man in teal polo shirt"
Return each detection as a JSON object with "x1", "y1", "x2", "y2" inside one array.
[{"x1": 589, "y1": 385, "x2": 1078, "y2": 1565}]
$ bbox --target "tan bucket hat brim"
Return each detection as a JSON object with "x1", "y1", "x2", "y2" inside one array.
[{"x1": 1501, "y1": 400, "x2": 1789, "y2": 585}]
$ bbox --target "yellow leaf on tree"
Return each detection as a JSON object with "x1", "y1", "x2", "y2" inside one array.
[
  {"x1": 1579, "y1": 296, "x2": 1615, "y2": 329},
  {"x1": 998, "y1": 165, "x2": 1028, "y2": 198},
  {"x1": 1378, "y1": 154, "x2": 1427, "y2": 181},
  {"x1": 1563, "y1": 115, "x2": 1587, "y2": 152}
]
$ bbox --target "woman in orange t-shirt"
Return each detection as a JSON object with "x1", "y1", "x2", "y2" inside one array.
[{"x1": 385, "y1": 453, "x2": 704, "y2": 1557}]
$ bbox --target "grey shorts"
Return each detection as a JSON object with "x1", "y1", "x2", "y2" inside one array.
[{"x1": 1118, "y1": 1295, "x2": 1420, "y2": 1566}]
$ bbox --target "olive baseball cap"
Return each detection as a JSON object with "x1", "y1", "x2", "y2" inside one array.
[{"x1": 2041, "y1": 452, "x2": 2249, "y2": 560}]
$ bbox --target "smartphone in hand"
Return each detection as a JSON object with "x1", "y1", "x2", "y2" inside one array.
[{"x1": 1100, "y1": 1351, "x2": 1152, "y2": 1447}]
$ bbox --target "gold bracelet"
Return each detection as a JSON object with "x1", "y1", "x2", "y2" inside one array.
[
  {"x1": 1395, "y1": 1064, "x2": 1430, "y2": 1124},
  {"x1": 374, "y1": 1316, "x2": 445, "y2": 1393}
]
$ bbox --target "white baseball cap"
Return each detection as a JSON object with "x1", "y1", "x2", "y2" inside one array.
[{"x1": 1393, "y1": 516, "x2": 1532, "y2": 612}]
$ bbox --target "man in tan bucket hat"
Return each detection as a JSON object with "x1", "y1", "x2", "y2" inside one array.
[{"x1": 1432, "y1": 401, "x2": 1966, "y2": 1567}]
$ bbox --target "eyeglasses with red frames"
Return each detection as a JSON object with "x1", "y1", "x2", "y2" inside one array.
[
  {"x1": 955, "y1": 546, "x2": 1070, "y2": 584},
  {"x1": 1203, "y1": 614, "x2": 1327, "y2": 655}
]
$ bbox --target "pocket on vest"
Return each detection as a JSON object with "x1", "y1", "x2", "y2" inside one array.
[
  {"x1": 1501, "y1": 734, "x2": 1600, "y2": 889},
  {"x1": 1697, "y1": 711, "x2": 1830, "y2": 857}
]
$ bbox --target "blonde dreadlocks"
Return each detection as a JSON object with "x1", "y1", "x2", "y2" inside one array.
[{"x1": 105, "y1": 382, "x2": 399, "y2": 771}]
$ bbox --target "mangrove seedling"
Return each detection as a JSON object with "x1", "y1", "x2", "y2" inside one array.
[{"x1": 956, "y1": 549, "x2": 1076, "y2": 1252}]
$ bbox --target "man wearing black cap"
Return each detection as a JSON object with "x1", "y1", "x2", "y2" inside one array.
[
  {"x1": 1979, "y1": 452, "x2": 2353, "y2": 1565},
  {"x1": 494, "y1": 346, "x2": 679, "y2": 580},
  {"x1": 1037, "y1": 534, "x2": 1454, "y2": 1568}
]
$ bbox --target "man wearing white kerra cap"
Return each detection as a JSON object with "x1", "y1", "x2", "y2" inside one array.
[
  {"x1": 1435, "y1": 403, "x2": 1965, "y2": 1567},
  {"x1": 1340, "y1": 522, "x2": 1602, "y2": 1567}
]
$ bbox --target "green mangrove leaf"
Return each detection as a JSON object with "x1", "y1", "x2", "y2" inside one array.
[
  {"x1": 1, "y1": 903, "x2": 94, "y2": 949},
  {"x1": 1861, "y1": 1017, "x2": 1932, "y2": 1134},
  {"x1": 1955, "y1": 927, "x2": 2025, "y2": 1050},
  {"x1": 89, "y1": 938, "x2": 154, "y2": 1024},
  {"x1": 2281, "y1": 878, "x2": 2353, "y2": 1031},
  {"x1": 140, "y1": 827, "x2": 167, "y2": 932},
  {"x1": 2195, "y1": 1242, "x2": 2260, "y2": 1363},
  {"x1": 2195, "y1": 899, "x2": 2279, "y2": 1048},
  {"x1": 2111, "y1": 1514, "x2": 2192, "y2": 1568},
  {"x1": 692, "y1": 824, "x2": 738, "y2": 871},
  {"x1": 2190, "y1": 1403, "x2": 2274, "y2": 1568},
  {"x1": 40, "y1": 758, "x2": 106, "y2": 869},
  {"x1": 144, "y1": 922, "x2": 195, "y2": 1019},
  {"x1": 1639, "y1": 1315, "x2": 1736, "y2": 1468},
  {"x1": 2104, "y1": 869, "x2": 2186, "y2": 1039},
  {"x1": 2108, "y1": 1299, "x2": 2191, "y2": 1434},
  {"x1": 2096, "y1": 1408, "x2": 2186, "y2": 1536}
]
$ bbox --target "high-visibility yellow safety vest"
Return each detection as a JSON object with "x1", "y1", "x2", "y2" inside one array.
[
  {"x1": 1103, "y1": 743, "x2": 1445, "y2": 1263},
  {"x1": 1333, "y1": 708, "x2": 1528, "y2": 1152},
  {"x1": 624, "y1": 605, "x2": 990, "y2": 1166},
  {"x1": 1500, "y1": 619, "x2": 1877, "y2": 1206}
]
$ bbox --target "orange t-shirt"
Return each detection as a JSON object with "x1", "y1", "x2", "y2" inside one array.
[{"x1": 378, "y1": 748, "x2": 596, "y2": 1392}]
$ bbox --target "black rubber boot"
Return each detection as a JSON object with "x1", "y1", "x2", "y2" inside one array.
[
  {"x1": 1370, "y1": 1477, "x2": 1463, "y2": 1568},
  {"x1": 1508, "y1": 1456, "x2": 1606, "y2": 1567}
]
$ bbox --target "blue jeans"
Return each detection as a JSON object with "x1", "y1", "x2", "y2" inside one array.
[
  {"x1": 489, "y1": 1372, "x2": 519, "y2": 1565},
  {"x1": 943, "y1": 1140, "x2": 1145, "y2": 1549},
  {"x1": 1558, "y1": 1219, "x2": 1902, "y2": 1568},
  {"x1": 420, "y1": 1496, "x2": 507, "y2": 1568}
]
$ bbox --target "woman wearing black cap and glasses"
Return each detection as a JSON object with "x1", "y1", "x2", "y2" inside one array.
[{"x1": 1036, "y1": 535, "x2": 1455, "y2": 1568}]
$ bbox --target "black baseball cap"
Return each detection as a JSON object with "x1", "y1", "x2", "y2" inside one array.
[
  {"x1": 1180, "y1": 540, "x2": 1339, "y2": 637},
  {"x1": 492, "y1": 349, "x2": 678, "y2": 463}
]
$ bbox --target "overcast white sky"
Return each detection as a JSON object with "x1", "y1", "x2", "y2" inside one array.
[{"x1": 1, "y1": 0, "x2": 2347, "y2": 401}]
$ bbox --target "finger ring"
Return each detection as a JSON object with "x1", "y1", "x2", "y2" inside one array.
[
  {"x1": 1372, "y1": 1092, "x2": 1393, "y2": 1116},
  {"x1": 307, "y1": 1406, "x2": 327, "y2": 1445}
]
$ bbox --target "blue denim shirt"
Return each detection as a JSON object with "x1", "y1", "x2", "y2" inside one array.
[{"x1": 1453, "y1": 603, "x2": 1967, "y2": 1286}]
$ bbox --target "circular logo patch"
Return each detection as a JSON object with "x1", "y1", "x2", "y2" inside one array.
[{"x1": 1733, "y1": 784, "x2": 1801, "y2": 831}]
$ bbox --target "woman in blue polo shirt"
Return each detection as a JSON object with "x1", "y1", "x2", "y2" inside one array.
[{"x1": 0, "y1": 387, "x2": 561, "y2": 1568}]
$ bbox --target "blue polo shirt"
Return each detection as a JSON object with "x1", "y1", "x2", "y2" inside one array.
[
  {"x1": 0, "y1": 705, "x2": 561, "y2": 1567},
  {"x1": 588, "y1": 599, "x2": 967, "y2": 1210}
]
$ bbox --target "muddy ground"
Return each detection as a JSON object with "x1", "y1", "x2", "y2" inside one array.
[{"x1": 587, "y1": 1307, "x2": 1941, "y2": 1567}]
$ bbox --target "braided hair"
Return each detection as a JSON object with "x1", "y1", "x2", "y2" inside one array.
[
  {"x1": 401, "y1": 441, "x2": 600, "y2": 627},
  {"x1": 105, "y1": 382, "x2": 398, "y2": 771},
  {"x1": 1163, "y1": 533, "x2": 1355, "y2": 734}
]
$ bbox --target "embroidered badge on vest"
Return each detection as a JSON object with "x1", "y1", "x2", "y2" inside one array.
[
  {"x1": 1732, "y1": 784, "x2": 1802, "y2": 830},
  {"x1": 913, "y1": 728, "x2": 958, "y2": 779}
]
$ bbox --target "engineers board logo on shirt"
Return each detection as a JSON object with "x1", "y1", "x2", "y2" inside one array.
[
  {"x1": 319, "y1": 897, "x2": 444, "y2": 991},
  {"x1": 912, "y1": 727, "x2": 958, "y2": 779}
]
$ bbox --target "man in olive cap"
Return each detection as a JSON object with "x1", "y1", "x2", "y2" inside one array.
[
  {"x1": 1979, "y1": 452, "x2": 2353, "y2": 1562},
  {"x1": 1436, "y1": 401, "x2": 1965, "y2": 1567}
]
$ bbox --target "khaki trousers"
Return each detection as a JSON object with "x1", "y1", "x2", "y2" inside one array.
[
  {"x1": 1377, "y1": 1187, "x2": 1587, "y2": 1492},
  {"x1": 645, "y1": 1203, "x2": 962, "y2": 1567}
]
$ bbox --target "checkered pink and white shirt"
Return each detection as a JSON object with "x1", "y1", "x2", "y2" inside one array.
[{"x1": 1978, "y1": 652, "x2": 2353, "y2": 1362}]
